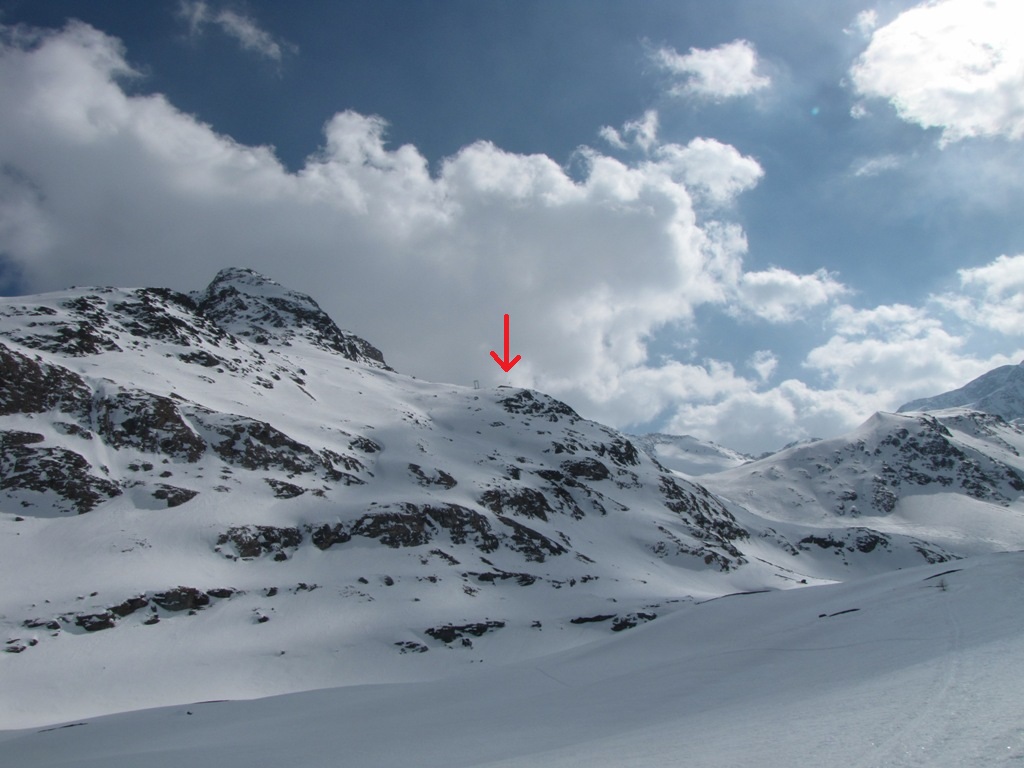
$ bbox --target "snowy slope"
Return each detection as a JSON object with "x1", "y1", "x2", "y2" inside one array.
[
  {"x1": 703, "y1": 409, "x2": 1024, "y2": 561},
  {"x1": 3, "y1": 552, "x2": 1022, "y2": 767},
  {"x1": 2, "y1": 268, "x2": 1023, "y2": 733},
  {"x1": 633, "y1": 432, "x2": 752, "y2": 475},
  {"x1": 899, "y1": 360, "x2": 1024, "y2": 421}
]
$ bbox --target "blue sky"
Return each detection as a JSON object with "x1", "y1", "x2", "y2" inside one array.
[{"x1": 1, "y1": 0, "x2": 1023, "y2": 453}]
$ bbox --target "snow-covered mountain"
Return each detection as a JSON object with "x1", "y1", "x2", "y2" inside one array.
[
  {"x1": 2, "y1": 268, "x2": 1023, "y2": 750},
  {"x1": 633, "y1": 432, "x2": 752, "y2": 475},
  {"x1": 898, "y1": 360, "x2": 1024, "y2": 421},
  {"x1": 702, "y1": 408, "x2": 1024, "y2": 562}
]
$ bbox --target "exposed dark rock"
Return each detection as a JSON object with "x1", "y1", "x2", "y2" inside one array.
[
  {"x1": 2, "y1": 295, "x2": 121, "y2": 356},
  {"x1": 265, "y1": 478, "x2": 306, "y2": 499},
  {"x1": 595, "y1": 436, "x2": 641, "y2": 467},
  {"x1": 611, "y1": 612, "x2": 657, "y2": 632},
  {"x1": 0, "y1": 343, "x2": 92, "y2": 419},
  {"x1": 308, "y1": 522, "x2": 352, "y2": 550},
  {"x1": 408, "y1": 464, "x2": 457, "y2": 489},
  {"x1": 425, "y1": 620, "x2": 505, "y2": 644},
  {"x1": 151, "y1": 484, "x2": 199, "y2": 508},
  {"x1": 307, "y1": 504, "x2": 502, "y2": 553},
  {"x1": 499, "y1": 389, "x2": 579, "y2": 423},
  {"x1": 495, "y1": 515, "x2": 567, "y2": 562},
  {"x1": 395, "y1": 641, "x2": 429, "y2": 654},
  {"x1": 480, "y1": 487, "x2": 554, "y2": 521},
  {"x1": 22, "y1": 618, "x2": 61, "y2": 631},
  {"x1": 561, "y1": 458, "x2": 610, "y2": 481},
  {"x1": 94, "y1": 391, "x2": 205, "y2": 462},
  {"x1": 466, "y1": 570, "x2": 538, "y2": 586},
  {"x1": 195, "y1": 268, "x2": 392, "y2": 369},
  {"x1": 570, "y1": 614, "x2": 615, "y2": 625},
  {"x1": 109, "y1": 596, "x2": 149, "y2": 618},
  {"x1": 0, "y1": 431, "x2": 122, "y2": 514},
  {"x1": 206, "y1": 588, "x2": 236, "y2": 599},
  {"x1": 349, "y1": 436, "x2": 381, "y2": 454},
  {"x1": 74, "y1": 612, "x2": 116, "y2": 632},
  {"x1": 152, "y1": 587, "x2": 210, "y2": 612},
  {"x1": 179, "y1": 349, "x2": 222, "y2": 368},
  {"x1": 216, "y1": 525, "x2": 303, "y2": 559},
  {"x1": 320, "y1": 448, "x2": 367, "y2": 483},
  {"x1": 188, "y1": 408, "x2": 319, "y2": 474}
]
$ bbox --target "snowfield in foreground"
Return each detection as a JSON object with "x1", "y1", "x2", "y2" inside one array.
[{"x1": 2, "y1": 552, "x2": 1023, "y2": 767}]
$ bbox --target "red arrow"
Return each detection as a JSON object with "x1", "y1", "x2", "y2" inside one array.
[{"x1": 490, "y1": 313, "x2": 522, "y2": 372}]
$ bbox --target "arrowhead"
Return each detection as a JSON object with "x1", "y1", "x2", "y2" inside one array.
[{"x1": 490, "y1": 350, "x2": 522, "y2": 373}]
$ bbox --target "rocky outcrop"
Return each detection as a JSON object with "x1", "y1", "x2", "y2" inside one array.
[
  {"x1": 0, "y1": 430, "x2": 121, "y2": 514},
  {"x1": 194, "y1": 268, "x2": 391, "y2": 369},
  {"x1": 0, "y1": 343, "x2": 92, "y2": 419}
]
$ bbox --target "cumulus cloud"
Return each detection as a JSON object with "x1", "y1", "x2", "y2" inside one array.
[
  {"x1": 180, "y1": 1, "x2": 294, "y2": 61},
  {"x1": 666, "y1": 379, "x2": 878, "y2": 455},
  {"x1": 0, "y1": 24, "x2": 814, "y2": 438},
  {"x1": 937, "y1": 253, "x2": 1024, "y2": 334},
  {"x1": 734, "y1": 268, "x2": 847, "y2": 323},
  {"x1": 748, "y1": 350, "x2": 778, "y2": 382},
  {"x1": 656, "y1": 138, "x2": 764, "y2": 205},
  {"x1": 805, "y1": 297, "x2": 1024, "y2": 410},
  {"x1": 652, "y1": 39, "x2": 770, "y2": 100},
  {"x1": 599, "y1": 109, "x2": 660, "y2": 153},
  {"x1": 4, "y1": 22, "x2": 1017, "y2": 457},
  {"x1": 851, "y1": 0, "x2": 1024, "y2": 144}
]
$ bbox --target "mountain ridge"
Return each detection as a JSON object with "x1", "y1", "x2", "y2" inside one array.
[
  {"x1": 898, "y1": 360, "x2": 1024, "y2": 421},
  {"x1": 2, "y1": 267, "x2": 1023, "y2": 729}
]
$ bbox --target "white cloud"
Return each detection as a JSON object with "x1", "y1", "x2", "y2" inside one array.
[
  {"x1": 937, "y1": 253, "x2": 1024, "y2": 334},
  {"x1": 850, "y1": 153, "x2": 903, "y2": 178},
  {"x1": 748, "y1": 350, "x2": 778, "y2": 382},
  {"x1": 656, "y1": 137, "x2": 764, "y2": 205},
  {"x1": 600, "y1": 109, "x2": 660, "y2": 153},
  {"x1": 652, "y1": 39, "x2": 770, "y2": 100},
  {"x1": 0, "y1": 23, "x2": 776, "y2": 427},
  {"x1": 734, "y1": 268, "x2": 847, "y2": 323},
  {"x1": 667, "y1": 379, "x2": 878, "y2": 455},
  {"x1": 805, "y1": 299, "x2": 1023, "y2": 409},
  {"x1": 851, "y1": 0, "x2": 1024, "y2": 144},
  {"x1": 179, "y1": 1, "x2": 294, "y2": 61},
  {"x1": 845, "y1": 9, "x2": 879, "y2": 38},
  {"x1": 6, "y1": 22, "x2": 1019, "y2": 458}
]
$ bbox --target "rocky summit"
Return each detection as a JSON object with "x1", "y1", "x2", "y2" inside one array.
[{"x1": 2, "y1": 268, "x2": 1024, "y2": 729}]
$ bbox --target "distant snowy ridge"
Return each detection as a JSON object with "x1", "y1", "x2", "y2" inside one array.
[
  {"x1": 633, "y1": 432, "x2": 752, "y2": 475},
  {"x1": 898, "y1": 360, "x2": 1024, "y2": 422}
]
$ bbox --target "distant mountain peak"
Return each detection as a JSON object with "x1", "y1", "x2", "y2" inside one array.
[
  {"x1": 897, "y1": 361, "x2": 1024, "y2": 421},
  {"x1": 194, "y1": 267, "x2": 391, "y2": 370}
]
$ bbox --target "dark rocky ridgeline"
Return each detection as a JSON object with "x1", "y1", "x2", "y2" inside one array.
[
  {"x1": 194, "y1": 267, "x2": 392, "y2": 370},
  {"x1": 306, "y1": 503, "x2": 504, "y2": 554},
  {"x1": 0, "y1": 293, "x2": 123, "y2": 356},
  {"x1": 215, "y1": 502, "x2": 568, "y2": 563}
]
